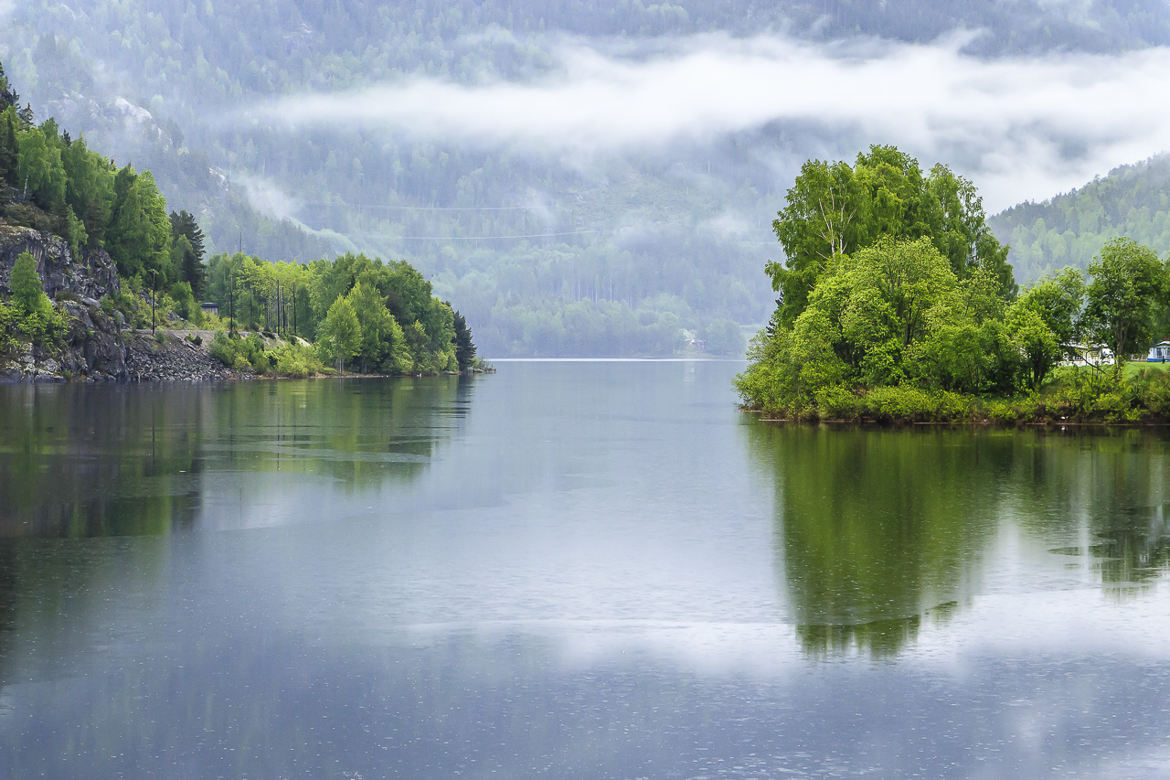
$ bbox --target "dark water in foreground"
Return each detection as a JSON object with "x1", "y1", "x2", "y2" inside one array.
[{"x1": 0, "y1": 361, "x2": 1168, "y2": 777}]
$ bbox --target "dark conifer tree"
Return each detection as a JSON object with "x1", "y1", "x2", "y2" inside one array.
[
  {"x1": 451, "y1": 308, "x2": 476, "y2": 370},
  {"x1": 0, "y1": 108, "x2": 17, "y2": 185},
  {"x1": 170, "y1": 210, "x2": 207, "y2": 297},
  {"x1": 0, "y1": 62, "x2": 18, "y2": 111}
]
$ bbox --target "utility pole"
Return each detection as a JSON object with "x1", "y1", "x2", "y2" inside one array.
[
  {"x1": 150, "y1": 270, "x2": 157, "y2": 333},
  {"x1": 229, "y1": 270, "x2": 235, "y2": 335}
]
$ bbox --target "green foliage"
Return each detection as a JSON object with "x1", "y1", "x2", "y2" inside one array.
[
  {"x1": 990, "y1": 155, "x2": 1170, "y2": 283},
  {"x1": 1083, "y1": 237, "x2": 1168, "y2": 381},
  {"x1": 170, "y1": 210, "x2": 206, "y2": 297},
  {"x1": 768, "y1": 146, "x2": 1014, "y2": 327},
  {"x1": 738, "y1": 154, "x2": 1165, "y2": 420},
  {"x1": 316, "y1": 295, "x2": 361, "y2": 373},
  {"x1": 699, "y1": 318, "x2": 744, "y2": 357},
  {"x1": 452, "y1": 308, "x2": 476, "y2": 370},
  {"x1": 208, "y1": 331, "x2": 273, "y2": 374},
  {"x1": 0, "y1": 302, "x2": 20, "y2": 356},
  {"x1": 270, "y1": 341, "x2": 326, "y2": 377},
  {"x1": 106, "y1": 167, "x2": 173, "y2": 280},
  {"x1": 168, "y1": 280, "x2": 198, "y2": 323},
  {"x1": 10, "y1": 250, "x2": 50, "y2": 316},
  {"x1": 3, "y1": 252, "x2": 66, "y2": 348},
  {"x1": 16, "y1": 122, "x2": 67, "y2": 213},
  {"x1": 1015, "y1": 267, "x2": 1085, "y2": 351},
  {"x1": 347, "y1": 280, "x2": 397, "y2": 373},
  {"x1": 204, "y1": 250, "x2": 475, "y2": 374}
]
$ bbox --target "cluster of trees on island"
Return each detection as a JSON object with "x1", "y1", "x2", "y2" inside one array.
[
  {"x1": 0, "y1": 61, "x2": 479, "y2": 377},
  {"x1": 738, "y1": 146, "x2": 1170, "y2": 423}
]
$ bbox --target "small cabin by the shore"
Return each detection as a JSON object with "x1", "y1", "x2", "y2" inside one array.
[
  {"x1": 200, "y1": 302, "x2": 219, "y2": 316},
  {"x1": 1147, "y1": 340, "x2": 1170, "y2": 362}
]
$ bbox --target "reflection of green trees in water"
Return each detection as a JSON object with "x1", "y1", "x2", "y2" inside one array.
[
  {"x1": 1006, "y1": 430, "x2": 1170, "y2": 590},
  {"x1": 0, "y1": 377, "x2": 471, "y2": 538},
  {"x1": 745, "y1": 423, "x2": 1170, "y2": 657}
]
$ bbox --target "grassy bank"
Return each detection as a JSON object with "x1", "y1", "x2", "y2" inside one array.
[{"x1": 743, "y1": 363, "x2": 1170, "y2": 426}]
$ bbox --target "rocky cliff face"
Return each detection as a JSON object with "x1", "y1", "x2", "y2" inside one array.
[
  {"x1": 0, "y1": 224, "x2": 246, "y2": 383},
  {"x1": 0, "y1": 224, "x2": 120, "y2": 301}
]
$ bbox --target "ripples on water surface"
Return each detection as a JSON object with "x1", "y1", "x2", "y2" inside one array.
[{"x1": 0, "y1": 361, "x2": 1168, "y2": 777}]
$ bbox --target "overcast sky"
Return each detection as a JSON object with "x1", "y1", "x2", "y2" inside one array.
[{"x1": 252, "y1": 31, "x2": 1170, "y2": 211}]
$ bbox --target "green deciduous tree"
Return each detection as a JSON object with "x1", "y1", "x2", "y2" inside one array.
[
  {"x1": 1016, "y1": 267, "x2": 1085, "y2": 354},
  {"x1": 347, "y1": 280, "x2": 396, "y2": 373},
  {"x1": 316, "y1": 294, "x2": 361, "y2": 373},
  {"x1": 9, "y1": 250, "x2": 50, "y2": 316},
  {"x1": 106, "y1": 167, "x2": 172, "y2": 280},
  {"x1": 1006, "y1": 302, "x2": 1062, "y2": 390},
  {"x1": 16, "y1": 124, "x2": 67, "y2": 212},
  {"x1": 768, "y1": 145, "x2": 1014, "y2": 327},
  {"x1": 1083, "y1": 237, "x2": 1168, "y2": 381},
  {"x1": 60, "y1": 136, "x2": 114, "y2": 248}
]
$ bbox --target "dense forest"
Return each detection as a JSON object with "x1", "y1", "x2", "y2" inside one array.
[
  {"x1": 0, "y1": 61, "x2": 478, "y2": 378},
  {"x1": 990, "y1": 155, "x2": 1170, "y2": 283},
  {"x1": 6, "y1": 1, "x2": 1165, "y2": 355},
  {"x1": 737, "y1": 147, "x2": 1170, "y2": 424}
]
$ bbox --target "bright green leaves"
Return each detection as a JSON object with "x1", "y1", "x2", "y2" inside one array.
[
  {"x1": 10, "y1": 250, "x2": 50, "y2": 316},
  {"x1": 106, "y1": 168, "x2": 172, "y2": 280},
  {"x1": 316, "y1": 295, "x2": 361, "y2": 373},
  {"x1": 769, "y1": 145, "x2": 1014, "y2": 328},
  {"x1": 1083, "y1": 237, "x2": 1168, "y2": 380}
]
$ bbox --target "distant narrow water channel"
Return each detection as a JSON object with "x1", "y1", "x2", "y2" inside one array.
[{"x1": 0, "y1": 362, "x2": 1168, "y2": 777}]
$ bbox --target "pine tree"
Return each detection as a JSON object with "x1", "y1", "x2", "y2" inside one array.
[
  {"x1": 170, "y1": 210, "x2": 207, "y2": 297},
  {"x1": 452, "y1": 308, "x2": 476, "y2": 370},
  {"x1": 0, "y1": 61, "x2": 19, "y2": 111},
  {"x1": 0, "y1": 107, "x2": 17, "y2": 185}
]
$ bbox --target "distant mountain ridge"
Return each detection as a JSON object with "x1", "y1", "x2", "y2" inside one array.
[{"x1": 990, "y1": 154, "x2": 1170, "y2": 283}]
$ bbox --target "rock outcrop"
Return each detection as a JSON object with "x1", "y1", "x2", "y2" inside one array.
[
  {"x1": 0, "y1": 225, "x2": 248, "y2": 383},
  {"x1": 0, "y1": 224, "x2": 120, "y2": 301}
]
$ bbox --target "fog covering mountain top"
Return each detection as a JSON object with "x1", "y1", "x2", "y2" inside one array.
[{"x1": 4, "y1": 0, "x2": 1170, "y2": 355}]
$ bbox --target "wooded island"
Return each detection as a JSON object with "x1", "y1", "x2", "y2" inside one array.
[{"x1": 738, "y1": 146, "x2": 1170, "y2": 424}]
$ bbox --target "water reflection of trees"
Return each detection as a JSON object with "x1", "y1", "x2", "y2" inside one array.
[
  {"x1": 746, "y1": 424, "x2": 1170, "y2": 658},
  {"x1": 0, "y1": 376, "x2": 472, "y2": 538},
  {"x1": 746, "y1": 425, "x2": 1002, "y2": 658},
  {"x1": 0, "y1": 376, "x2": 476, "y2": 696},
  {"x1": 1004, "y1": 430, "x2": 1170, "y2": 591}
]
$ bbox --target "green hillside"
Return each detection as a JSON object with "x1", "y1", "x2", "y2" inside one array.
[{"x1": 991, "y1": 155, "x2": 1170, "y2": 283}]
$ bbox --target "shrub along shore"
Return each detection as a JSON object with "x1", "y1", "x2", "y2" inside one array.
[{"x1": 745, "y1": 365, "x2": 1170, "y2": 426}]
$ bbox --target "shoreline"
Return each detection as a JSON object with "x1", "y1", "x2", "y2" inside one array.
[{"x1": 2, "y1": 324, "x2": 493, "y2": 384}]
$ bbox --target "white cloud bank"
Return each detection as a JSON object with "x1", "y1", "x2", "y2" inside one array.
[{"x1": 250, "y1": 32, "x2": 1170, "y2": 209}]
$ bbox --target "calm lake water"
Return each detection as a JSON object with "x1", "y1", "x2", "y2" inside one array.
[{"x1": 1, "y1": 360, "x2": 1169, "y2": 777}]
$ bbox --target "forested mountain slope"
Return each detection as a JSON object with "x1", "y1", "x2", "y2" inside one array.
[
  {"x1": 991, "y1": 155, "x2": 1170, "y2": 283},
  {"x1": 4, "y1": 0, "x2": 1169, "y2": 355}
]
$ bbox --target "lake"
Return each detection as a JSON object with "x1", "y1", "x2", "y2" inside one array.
[{"x1": 1, "y1": 360, "x2": 1168, "y2": 777}]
